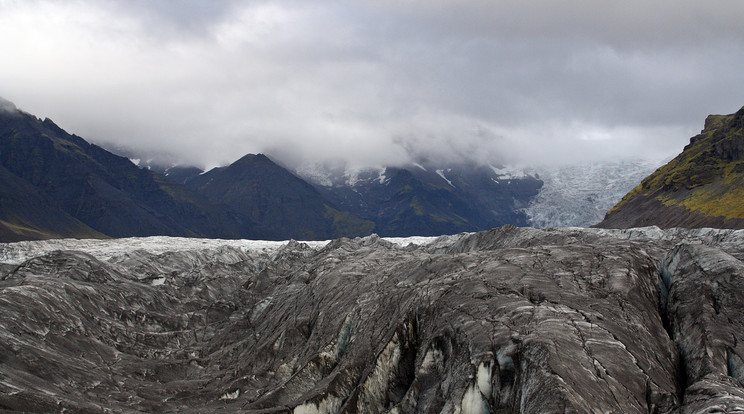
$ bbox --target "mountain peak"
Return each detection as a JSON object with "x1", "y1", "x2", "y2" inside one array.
[
  {"x1": 231, "y1": 153, "x2": 273, "y2": 166},
  {"x1": 701, "y1": 106, "x2": 744, "y2": 135}
]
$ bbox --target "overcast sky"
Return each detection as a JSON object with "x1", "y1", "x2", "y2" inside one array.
[{"x1": 1, "y1": 0, "x2": 743, "y2": 169}]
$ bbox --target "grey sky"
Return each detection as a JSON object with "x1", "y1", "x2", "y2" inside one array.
[{"x1": 1, "y1": 0, "x2": 743, "y2": 169}]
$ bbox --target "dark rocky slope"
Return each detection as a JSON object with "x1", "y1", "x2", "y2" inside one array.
[
  {"x1": 0, "y1": 164, "x2": 105, "y2": 241},
  {"x1": 0, "y1": 103, "x2": 263, "y2": 240},
  {"x1": 186, "y1": 154, "x2": 374, "y2": 240},
  {"x1": 597, "y1": 106, "x2": 744, "y2": 229},
  {"x1": 1, "y1": 226, "x2": 744, "y2": 412},
  {"x1": 306, "y1": 165, "x2": 542, "y2": 237}
]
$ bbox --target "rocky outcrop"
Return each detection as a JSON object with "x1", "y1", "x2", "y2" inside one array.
[
  {"x1": 597, "y1": 106, "x2": 744, "y2": 230},
  {"x1": 1, "y1": 226, "x2": 744, "y2": 412}
]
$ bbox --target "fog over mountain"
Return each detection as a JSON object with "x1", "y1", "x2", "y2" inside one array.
[{"x1": 2, "y1": 1, "x2": 744, "y2": 169}]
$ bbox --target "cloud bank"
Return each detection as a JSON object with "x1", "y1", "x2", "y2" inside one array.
[{"x1": 1, "y1": 0, "x2": 743, "y2": 169}]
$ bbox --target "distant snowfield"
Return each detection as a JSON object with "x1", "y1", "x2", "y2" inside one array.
[{"x1": 0, "y1": 235, "x2": 442, "y2": 265}]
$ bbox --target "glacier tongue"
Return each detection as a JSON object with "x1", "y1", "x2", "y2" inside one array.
[{"x1": 524, "y1": 159, "x2": 661, "y2": 228}]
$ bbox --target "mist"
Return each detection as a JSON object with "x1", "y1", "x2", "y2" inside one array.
[{"x1": 1, "y1": 0, "x2": 743, "y2": 169}]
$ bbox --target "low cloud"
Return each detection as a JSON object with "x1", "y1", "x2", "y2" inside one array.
[
  {"x1": 0, "y1": 97, "x2": 18, "y2": 113},
  {"x1": 1, "y1": 0, "x2": 742, "y2": 169}
]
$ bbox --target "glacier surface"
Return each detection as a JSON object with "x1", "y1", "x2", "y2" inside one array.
[{"x1": 2, "y1": 226, "x2": 744, "y2": 412}]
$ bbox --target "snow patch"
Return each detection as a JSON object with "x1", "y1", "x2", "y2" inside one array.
[
  {"x1": 377, "y1": 167, "x2": 387, "y2": 184},
  {"x1": 130, "y1": 158, "x2": 141, "y2": 167},
  {"x1": 476, "y1": 360, "x2": 493, "y2": 398},
  {"x1": 383, "y1": 236, "x2": 439, "y2": 247},
  {"x1": 343, "y1": 168, "x2": 361, "y2": 187},
  {"x1": 295, "y1": 164, "x2": 334, "y2": 187},
  {"x1": 294, "y1": 396, "x2": 343, "y2": 414},
  {"x1": 489, "y1": 164, "x2": 528, "y2": 180},
  {"x1": 459, "y1": 360, "x2": 494, "y2": 413},
  {"x1": 294, "y1": 162, "x2": 393, "y2": 188},
  {"x1": 219, "y1": 389, "x2": 240, "y2": 400},
  {"x1": 150, "y1": 277, "x2": 166, "y2": 286},
  {"x1": 436, "y1": 169, "x2": 455, "y2": 187},
  {"x1": 413, "y1": 163, "x2": 427, "y2": 171},
  {"x1": 421, "y1": 345, "x2": 445, "y2": 372},
  {"x1": 460, "y1": 383, "x2": 489, "y2": 414}
]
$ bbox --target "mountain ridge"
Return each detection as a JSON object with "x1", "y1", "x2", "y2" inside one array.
[
  {"x1": 0, "y1": 99, "x2": 552, "y2": 241},
  {"x1": 297, "y1": 162, "x2": 543, "y2": 236},
  {"x1": 0, "y1": 104, "x2": 263, "y2": 240}
]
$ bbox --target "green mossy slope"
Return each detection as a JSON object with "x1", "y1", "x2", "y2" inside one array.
[{"x1": 598, "y1": 106, "x2": 744, "y2": 229}]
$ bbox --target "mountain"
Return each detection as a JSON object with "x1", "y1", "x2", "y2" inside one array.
[
  {"x1": 186, "y1": 154, "x2": 374, "y2": 240},
  {"x1": 524, "y1": 160, "x2": 660, "y2": 228},
  {"x1": 0, "y1": 163, "x2": 105, "y2": 241},
  {"x1": 0, "y1": 100, "x2": 261, "y2": 240},
  {"x1": 296, "y1": 162, "x2": 542, "y2": 236},
  {"x1": 3, "y1": 226, "x2": 744, "y2": 412},
  {"x1": 597, "y1": 106, "x2": 744, "y2": 229},
  {"x1": 0, "y1": 98, "x2": 541, "y2": 242},
  {"x1": 2, "y1": 96, "x2": 663, "y2": 241}
]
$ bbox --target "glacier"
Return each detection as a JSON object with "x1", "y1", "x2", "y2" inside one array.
[
  {"x1": 2, "y1": 227, "x2": 744, "y2": 412},
  {"x1": 0, "y1": 235, "x2": 442, "y2": 265},
  {"x1": 523, "y1": 159, "x2": 660, "y2": 228}
]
